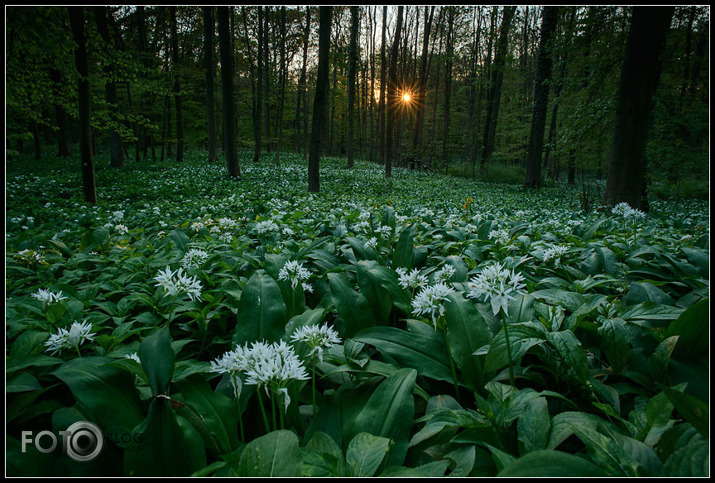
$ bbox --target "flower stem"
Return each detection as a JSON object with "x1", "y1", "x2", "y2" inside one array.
[
  {"x1": 232, "y1": 377, "x2": 245, "y2": 442},
  {"x1": 256, "y1": 389, "x2": 271, "y2": 434},
  {"x1": 502, "y1": 313, "x2": 516, "y2": 387},
  {"x1": 311, "y1": 360, "x2": 317, "y2": 417},
  {"x1": 270, "y1": 390, "x2": 278, "y2": 432}
]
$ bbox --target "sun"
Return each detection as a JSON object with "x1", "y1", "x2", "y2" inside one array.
[{"x1": 402, "y1": 93, "x2": 411, "y2": 102}]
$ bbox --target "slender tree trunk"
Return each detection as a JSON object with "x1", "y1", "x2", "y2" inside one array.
[
  {"x1": 481, "y1": 6, "x2": 516, "y2": 170},
  {"x1": 441, "y1": 7, "x2": 454, "y2": 175},
  {"x1": 412, "y1": 6, "x2": 435, "y2": 159},
  {"x1": 603, "y1": 6, "x2": 674, "y2": 211},
  {"x1": 95, "y1": 6, "x2": 125, "y2": 168},
  {"x1": 385, "y1": 6, "x2": 404, "y2": 179},
  {"x1": 346, "y1": 6, "x2": 360, "y2": 168},
  {"x1": 275, "y1": 6, "x2": 287, "y2": 166},
  {"x1": 524, "y1": 6, "x2": 559, "y2": 188},
  {"x1": 203, "y1": 7, "x2": 218, "y2": 162},
  {"x1": 296, "y1": 7, "x2": 310, "y2": 158},
  {"x1": 50, "y1": 68, "x2": 71, "y2": 157},
  {"x1": 170, "y1": 7, "x2": 184, "y2": 163},
  {"x1": 263, "y1": 8, "x2": 271, "y2": 153},
  {"x1": 218, "y1": 7, "x2": 241, "y2": 178},
  {"x1": 308, "y1": 6, "x2": 332, "y2": 192},
  {"x1": 69, "y1": 7, "x2": 97, "y2": 204},
  {"x1": 378, "y1": 6, "x2": 387, "y2": 166},
  {"x1": 254, "y1": 6, "x2": 263, "y2": 163}
]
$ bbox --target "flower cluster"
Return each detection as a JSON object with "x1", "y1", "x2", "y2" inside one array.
[
  {"x1": 278, "y1": 260, "x2": 313, "y2": 293},
  {"x1": 412, "y1": 282, "x2": 454, "y2": 328},
  {"x1": 44, "y1": 320, "x2": 96, "y2": 355},
  {"x1": 290, "y1": 323, "x2": 342, "y2": 362},
  {"x1": 210, "y1": 340, "x2": 310, "y2": 410},
  {"x1": 466, "y1": 262, "x2": 526, "y2": 316},
  {"x1": 31, "y1": 288, "x2": 67, "y2": 305},
  {"x1": 434, "y1": 265, "x2": 456, "y2": 283},
  {"x1": 154, "y1": 266, "x2": 203, "y2": 301},
  {"x1": 181, "y1": 248, "x2": 209, "y2": 270},
  {"x1": 611, "y1": 202, "x2": 646, "y2": 220},
  {"x1": 489, "y1": 229, "x2": 511, "y2": 245},
  {"x1": 363, "y1": 237, "x2": 378, "y2": 250},
  {"x1": 543, "y1": 245, "x2": 569, "y2": 265},
  {"x1": 255, "y1": 220, "x2": 280, "y2": 235},
  {"x1": 396, "y1": 267, "x2": 428, "y2": 291}
]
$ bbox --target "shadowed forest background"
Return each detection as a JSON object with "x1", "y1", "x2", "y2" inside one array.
[{"x1": 5, "y1": 6, "x2": 709, "y2": 204}]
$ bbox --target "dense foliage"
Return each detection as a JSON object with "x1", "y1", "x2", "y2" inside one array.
[{"x1": 5, "y1": 151, "x2": 709, "y2": 476}]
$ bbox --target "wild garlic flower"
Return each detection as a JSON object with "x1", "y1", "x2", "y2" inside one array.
[
  {"x1": 396, "y1": 267, "x2": 428, "y2": 291},
  {"x1": 434, "y1": 265, "x2": 456, "y2": 283},
  {"x1": 114, "y1": 224, "x2": 129, "y2": 235},
  {"x1": 363, "y1": 237, "x2": 378, "y2": 250},
  {"x1": 290, "y1": 323, "x2": 342, "y2": 362},
  {"x1": 612, "y1": 202, "x2": 646, "y2": 220},
  {"x1": 543, "y1": 245, "x2": 569, "y2": 265},
  {"x1": 411, "y1": 283, "x2": 454, "y2": 329},
  {"x1": 255, "y1": 220, "x2": 280, "y2": 235},
  {"x1": 125, "y1": 352, "x2": 141, "y2": 363},
  {"x1": 44, "y1": 320, "x2": 96, "y2": 355},
  {"x1": 375, "y1": 225, "x2": 392, "y2": 239},
  {"x1": 31, "y1": 288, "x2": 67, "y2": 305},
  {"x1": 278, "y1": 260, "x2": 312, "y2": 292},
  {"x1": 181, "y1": 248, "x2": 209, "y2": 270},
  {"x1": 465, "y1": 262, "x2": 526, "y2": 316},
  {"x1": 489, "y1": 229, "x2": 511, "y2": 245},
  {"x1": 154, "y1": 266, "x2": 203, "y2": 301}
]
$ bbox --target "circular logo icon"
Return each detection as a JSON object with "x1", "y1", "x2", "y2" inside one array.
[{"x1": 64, "y1": 421, "x2": 103, "y2": 462}]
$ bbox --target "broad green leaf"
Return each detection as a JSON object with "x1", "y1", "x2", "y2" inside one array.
[
  {"x1": 657, "y1": 384, "x2": 708, "y2": 437},
  {"x1": 622, "y1": 282, "x2": 674, "y2": 306},
  {"x1": 517, "y1": 397, "x2": 550, "y2": 454},
  {"x1": 346, "y1": 432, "x2": 391, "y2": 477},
  {"x1": 328, "y1": 272, "x2": 374, "y2": 337},
  {"x1": 444, "y1": 445, "x2": 476, "y2": 477},
  {"x1": 546, "y1": 330, "x2": 590, "y2": 382},
  {"x1": 483, "y1": 322, "x2": 546, "y2": 375},
  {"x1": 497, "y1": 450, "x2": 607, "y2": 477},
  {"x1": 124, "y1": 398, "x2": 207, "y2": 477},
  {"x1": 169, "y1": 228, "x2": 190, "y2": 254},
  {"x1": 379, "y1": 460, "x2": 450, "y2": 477},
  {"x1": 52, "y1": 357, "x2": 143, "y2": 437},
  {"x1": 444, "y1": 292, "x2": 492, "y2": 390},
  {"x1": 303, "y1": 431, "x2": 345, "y2": 477},
  {"x1": 680, "y1": 247, "x2": 708, "y2": 278},
  {"x1": 665, "y1": 298, "x2": 708, "y2": 361},
  {"x1": 598, "y1": 317, "x2": 630, "y2": 374},
  {"x1": 344, "y1": 368, "x2": 417, "y2": 467},
  {"x1": 174, "y1": 375, "x2": 240, "y2": 455},
  {"x1": 6, "y1": 372, "x2": 42, "y2": 393},
  {"x1": 530, "y1": 289, "x2": 585, "y2": 312},
  {"x1": 648, "y1": 335, "x2": 678, "y2": 381},
  {"x1": 238, "y1": 430, "x2": 302, "y2": 477},
  {"x1": 139, "y1": 326, "x2": 174, "y2": 395},
  {"x1": 661, "y1": 439, "x2": 709, "y2": 477},
  {"x1": 233, "y1": 270, "x2": 288, "y2": 346},
  {"x1": 392, "y1": 225, "x2": 414, "y2": 269},
  {"x1": 353, "y1": 327, "x2": 452, "y2": 383}
]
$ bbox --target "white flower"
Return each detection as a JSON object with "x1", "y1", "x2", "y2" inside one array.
[
  {"x1": 396, "y1": 267, "x2": 428, "y2": 290},
  {"x1": 114, "y1": 224, "x2": 129, "y2": 235},
  {"x1": 255, "y1": 220, "x2": 280, "y2": 234},
  {"x1": 290, "y1": 323, "x2": 342, "y2": 362},
  {"x1": 44, "y1": 320, "x2": 96, "y2": 355},
  {"x1": 181, "y1": 248, "x2": 209, "y2": 270},
  {"x1": 191, "y1": 221, "x2": 206, "y2": 232},
  {"x1": 375, "y1": 225, "x2": 392, "y2": 239},
  {"x1": 278, "y1": 260, "x2": 312, "y2": 291},
  {"x1": 363, "y1": 237, "x2": 378, "y2": 250},
  {"x1": 154, "y1": 266, "x2": 203, "y2": 301},
  {"x1": 412, "y1": 282, "x2": 454, "y2": 328},
  {"x1": 612, "y1": 202, "x2": 646, "y2": 220},
  {"x1": 434, "y1": 265, "x2": 456, "y2": 283},
  {"x1": 465, "y1": 262, "x2": 526, "y2": 316},
  {"x1": 489, "y1": 229, "x2": 510, "y2": 245},
  {"x1": 125, "y1": 352, "x2": 141, "y2": 363},
  {"x1": 543, "y1": 245, "x2": 569, "y2": 265},
  {"x1": 31, "y1": 288, "x2": 67, "y2": 305}
]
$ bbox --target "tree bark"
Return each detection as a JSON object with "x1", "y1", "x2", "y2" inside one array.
[
  {"x1": 378, "y1": 6, "x2": 387, "y2": 166},
  {"x1": 603, "y1": 6, "x2": 674, "y2": 211},
  {"x1": 170, "y1": 6, "x2": 184, "y2": 163},
  {"x1": 218, "y1": 6, "x2": 241, "y2": 178},
  {"x1": 296, "y1": 7, "x2": 310, "y2": 159},
  {"x1": 274, "y1": 6, "x2": 287, "y2": 166},
  {"x1": 203, "y1": 7, "x2": 218, "y2": 162},
  {"x1": 308, "y1": 6, "x2": 332, "y2": 192},
  {"x1": 385, "y1": 6, "x2": 404, "y2": 179},
  {"x1": 253, "y1": 7, "x2": 264, "y2": 163},
  {"x1": 346, "y1": 6, "x2": 360, "y2": 168},
  {"x1": 69, "y1": 7, "x2": 97, "y2": 204},
  {"x1": 441, "y1": 7, "x2": 454, "y2": 175},
  {"x1": 524, "y1": 6, "x2": 559, "y2": 188},
  {"x1": 412, "y1": 6, "x2": 435, "y2": 159}
]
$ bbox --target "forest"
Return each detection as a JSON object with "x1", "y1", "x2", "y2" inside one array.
[{"x1": 5, "y1": 5, "x2": 710, "y2": 478}]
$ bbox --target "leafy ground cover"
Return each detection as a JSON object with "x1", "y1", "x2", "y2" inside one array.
[{"x1": 5, "y1": 151, "x2": 709, "y2": 476}]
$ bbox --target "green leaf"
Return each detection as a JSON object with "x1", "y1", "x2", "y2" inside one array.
[
  {"x1": 483, "y1": 322, "x2": 546, "y2": 375},
  {"x1": 598, "y1": 317, "x2": 630, "y2": 374},
  {"x1": 622, "y1": 282, "x2": 674, "y2": 306},
  {"x1": 567, "y1": 424, "x2": 641, "y2": 476},
  {"x1": 343, "y1": 368, "x2": 417, "y2": 467},
  {"x1": 356, "y1": 260, "x2": 406, "y2": 325},
  {"x1": 237, "y1": 430, "x2": 302, "y2": 477},
  {"x1": 139, "y1": 326, "x2": 174, "y2": 395},
  {"x1": 303, "y1": 431, "x2": 345, "y2": 477},
  {"x1": 665, "y1": 298, "x2": 708, "y2": 361},
  {"x1": 233, "y1": 270, "x2": 288, "y2": 346},
  {"x1": 392, "y1": 225, "x2": 414, "y2": 269},
  {"x1": 328, "y1": 272, "x2": 374, "y2": 338},
  {"x1": 124, "y1": 398, "x2": 207, "y2": 477},
  {"x1": 497, "y1": 450, "x2": 607, "y2": 477},
  {"x1": 52, "y1": 357, "x2": 143, "y2": 438},
  {"x1": 6, "y1": 372, "x2": 42, "y2": 393},
  {"x1": 353, "y1": 327, "x2": 453, "y2": 383},
  {"x1": 546, "y1": 330, "x2": 590, "y2": 381},
  {"x1": 657, "y1": 384, "x2": 709, "y2": 437},
  {"x1": 662, "y1": 439, "x2": 709, "y2": 477},
  {"x1": 444, "y1": 293, "x2": 492, "y2": 390},
  {"x1": 174, "y1": 375, "x2": 240, "y2": 456},
  {"x1": 530, "y1": 289, "x2": 585, "y2": 312},
  {"x1": 517, "y1": 397, "x2": 550, "y2": 454},
  {"x1": 346, "y1": 432, "x2": 391, "y2": 477},
  {"x1": 169, "y1": 228, "x2": 190, "y2": 254}
]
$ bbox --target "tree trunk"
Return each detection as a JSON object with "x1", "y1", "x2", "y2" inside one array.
[
  {"x1": 481, "y1": 6, "x2": 516, "y2": 170},
  {"x1": 69, "y1": 7, "x2": 97, "y2": 204},
  {"x1": 524, "y1": 6, "x2": 559, "y2": 188},
  {"x1": 378, "y1": 6, "x2": 387, "y2": 166},
  {"x1": 50, "y1": 68, "x2": 72, "y2": 157},
  {"x1": 308, "y1": 6, "x2": 332, "y2": 192},
  {"x1": 95, "y1": 6, "x2": 125, "y2": 168},
  {"x1": 296, "y1": 7, "x2": 310, "y2": 159},
  {"x1": 203, "y1": 7, "x2": 218, "y2": 162},
  {"x1": 603, "y1": 6, "x2": 674, "y2": 211},
  {"x1": 385, "y1": 6, "x2": 404, "y2": 179},
  {"x1": 170, "y1": 6, "x2": 184, "y2": 163},
  {"x1": 275, "y1": 6, "x2": 287, "y2": 166},
  {"x1": 263, "y1": 8, "x2": 271, "y2": 153},
  {"x1": 346, "y1": 6, "x2": 360, "y2": 168},
  {"x1": 412, "y1": 6, "x2": 435, "y2": 159},
  {"x1": 442, "y1": 7, "x2": 454, "y2": 175},
  {"x1": 253, "y1": 7, "x2": 264, "y2": 163},
  {"x1": 218, "y1": 7, "x2": 241, "y2": 178}
]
